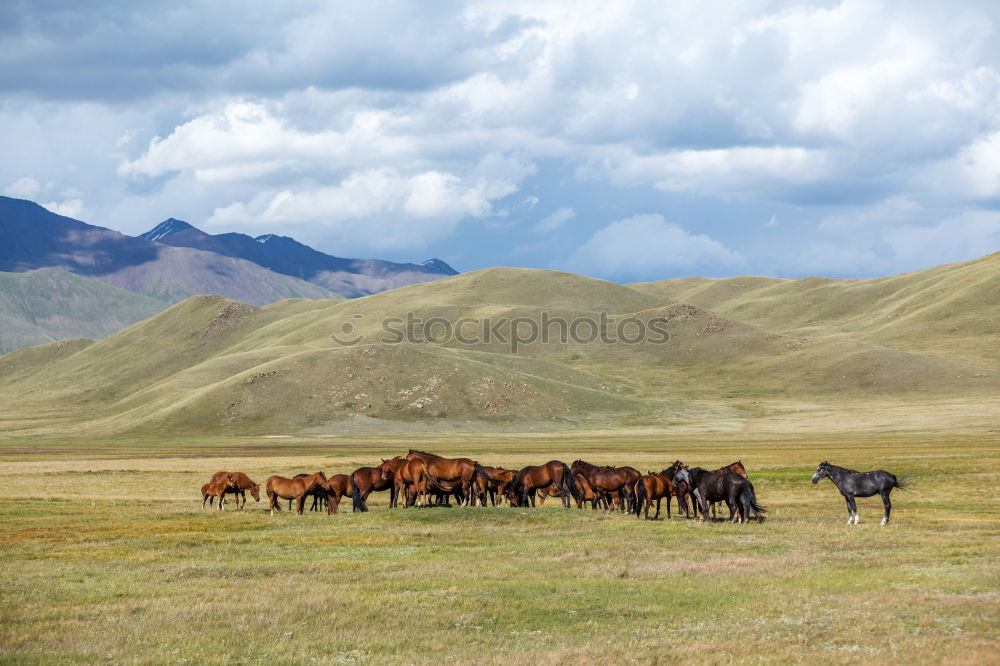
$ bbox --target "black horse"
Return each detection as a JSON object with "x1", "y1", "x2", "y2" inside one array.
[
  {"x1": 675, "y1": 467, "x2": 765, "y2": 523},
  {"x1": 811, "y1": 461, "x2": 908, "y2": 525}
]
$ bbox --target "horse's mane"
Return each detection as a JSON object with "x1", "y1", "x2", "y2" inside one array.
[
  {"x1": 824, "y1": 462, "x2": 858, "y2": 474},
  {"x1": 409, "y1": 449, "x2": 440, "y2": 458}
]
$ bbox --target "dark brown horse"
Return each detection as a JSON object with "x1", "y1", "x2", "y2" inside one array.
[
  {"x1": 634, "y1": 470, "x2": 675, "y2": 520},
  {"x1": 538, "y1": 473, "x2": 601, "y2": 510},
  {"x1": 201, "y1": 473, "x2": 236, "y2": 510},
  {"x1": 265, "y1": 472, "x2": 330, "y2": 516},
  {"x1": 325, "y1": 474, "x2": 352, "y2": 514},
  {"x1": 405, "y1": 450, "x2": 500, "y2": 507},
  {"x1": 509, "y1": 460, "x2": 576, "y2": 508},
  {"x1": 349, "y1": 465, "x2": 396, "y2": 512},
  {"x1": 209, "y1": 471, "x2": 260, "y2": 510},
  {"x1": 571, "y1": 460, "x2": 640, "y2": 512},
  {"x1": 675, "y1": 467, "x2": 765, "y2": 523}
]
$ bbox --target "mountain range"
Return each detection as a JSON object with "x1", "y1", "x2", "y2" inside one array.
[
  {"x1": 1, "y1": 252, "x2": 997, "y2": 437},
  {"x1": 0, "y1": 196, "x2": 457, "y2": 350}
]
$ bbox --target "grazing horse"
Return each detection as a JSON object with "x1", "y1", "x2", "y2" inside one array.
[
  {"x1": 350, "y1": 465, "x2": 396, "y2": 512},
  {"x1": 571, "y1": 461, "x2": 640, "y2": 512},
  {"x1": 209, "y1": 471, "x2": 260, "y2": 510},
  {"x1": 677, "y1": 467, "x2": 765, "y2": 524},
  {"x1": 265, "y1": 472, "x2": 330, "y2": 516},
  {"x1": 812, "y1": 461, "x2": 908, "y2": 525},
  {"x1": 379, "y1": 457, "x2": 429, "y2": 508},
  {"x1": 325, "y1": 474, "x2": 352, "y2": 514},
  {"x1": 509, "y1": 461, "x2": 576, "y2": 508},
  {"x1": 480, "y1": 466, "x2": 516, "y2": 506},
  {"x1": 634, "y1": 470, "x2": 675, "y2": 520},
  {"x1": 201, "y1": 473, "x2": 236, "y2": 510},
  {"x1": 404, "y1": 450, "x2": 501, "y2": 507}
]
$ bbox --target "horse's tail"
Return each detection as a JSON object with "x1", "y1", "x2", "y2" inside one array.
[
  {"x1": 894, "y1": 474, "x2": 911, "y2": 489},
  {"x1": 560, "y1": 463, "x2": 577, "y2": 501},
  {"x1": 350, "y1": 474, "x2": 367, "y2": 513},
  {"x1": 634, "y1": 480, "x2": 646, "y2": 518},
  {"x1": 475, "y1": 463, "x2": 504, "y2": 486},
  {"x1": 741, "y1": 481, "x2": 766, "y2": 520}
]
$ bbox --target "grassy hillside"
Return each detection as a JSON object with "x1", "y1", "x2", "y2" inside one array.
[
  {"x1": 631, "y1": 252, "x2": 1000, "y2": 370},
  {"x1": 0, "y1": 268, "x2": 168, "y2": 354},
  {"x1": 1, "y1": 259, "x2": 999, "y2": 437}
]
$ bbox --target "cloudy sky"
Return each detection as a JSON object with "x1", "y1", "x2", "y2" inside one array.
[{"x1": 3, "y1": 1, "x2": 1000, "y2": 280}]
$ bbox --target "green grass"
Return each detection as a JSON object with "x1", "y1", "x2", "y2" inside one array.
[{"x1": 1, "y1": 433, "x2": 998, "y2": 664}]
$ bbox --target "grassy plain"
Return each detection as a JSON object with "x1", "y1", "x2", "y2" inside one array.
[{"x1": 1, "y1": 432, "x2": 998, "y2": 664}]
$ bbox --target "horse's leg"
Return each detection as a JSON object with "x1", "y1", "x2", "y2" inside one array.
[
  {"x1": 654, "y1": 498, "x2": 661, "y2": 521},
  {"x1": 296, "y1": 494, "x2": 306, "y2": 516},
  {"x1": 880, "y1": 490, "x2": 891, "y2": 525}
]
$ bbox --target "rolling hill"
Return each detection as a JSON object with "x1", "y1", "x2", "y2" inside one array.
[
  {"x1": 0, "y1": 268, "x2": 169, "y2": 354},
  {"x1": 1, "y1": 256, "x2": 998, "y2": 437},
  {"x1": 630, "y1": 251, "x2": 1000, "y2": 370}
]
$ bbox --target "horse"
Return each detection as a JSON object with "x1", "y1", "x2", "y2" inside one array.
[
  {"x1": 378, "y1": 457, "x2": 429, "y2": 508},
  {"x1": 479, "y1": 466, "x2": 516, "y2": 506},
  {"x1": 285, "y1": 473, "x2": 328, "y2": 512},
  {"x1": 209, "y1": 471, "x2": 260, "y2": 510},
  {"x1": 349, "y1": 465, "x2": 396, "y2": 512},
  {"x1": 404, "y1": 450, "x2": 501, "y2": 507},
  {"x1": 570, "y1": 460, "x2": 640, "y2": 512},
  {"x1": 508, "y1": 461, "x2": 576, "y2": 508},
  {"x1": 265, "y1": 472, "x2": 330, "y2": 516},
  {"x1": 676, "y1": 467, "x2": 765, "y2": 523},
  {"x1": 707, "y1": 461, "x2": 749, "y2": 518},
  {"x1": 664, "y1": 461, "x2": 694, "y2": 518},
  {"x1": 201, "y1": 473, "x2": 236, "y2": 510},
  {"x1": 812, "y1": 461, "x2": 908, "y2": 525},
  {"x1": 325, "y1": 474, "x2": 352, "y2": 514},
  {"x1": 634, "y1": 469, "x2": 674, "y2": 520}
]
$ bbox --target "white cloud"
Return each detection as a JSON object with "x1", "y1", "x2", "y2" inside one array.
[
  {"x1": 884, "y1": 211, "x2": 1000, "y2": 267},
  {"x1": 534, "y1": 207, "x2": 575, "y2": 233},
  {"x1": 566, "y1": 213, "x2": 744, "y2": 280},
  {"x1": 208, "y1": 167, "x2": 519, "y2": 250},
  {"x1": 764, "y1": 214, "x2": 777, "y2": 229},
  {"x1": 3, "y1": 176, "x2": 42, "y2": 199},
  {"x1": 41, "y1": 198, "x2": 85, "y2": 219},
  {"x1": 924, "y1": 131, "x2": 1000, "y2": 201}
]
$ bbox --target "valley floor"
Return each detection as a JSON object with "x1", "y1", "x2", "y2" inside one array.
[{"x1": 1, "y1": 432, "x2": 998, "y2": 664}]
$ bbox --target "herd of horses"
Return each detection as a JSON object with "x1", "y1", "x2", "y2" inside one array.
[{"x1": 200, "y1": 452, "x2": 907, "y2": 525}]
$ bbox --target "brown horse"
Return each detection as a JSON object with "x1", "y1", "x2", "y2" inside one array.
[
  {"x1": 634, "y1": 470, "x2": 675, "y2": 520},
  {"x1": 209, "y1": 471, "x2": 260, "y2": 510},
  {"x1": 201, "y1": 473, "x2": 236, "y2": 510},
  {"x1": 405, "y1": 450, "x2": 501, "y2": 507},
  {"x1": 324, "y1": 474, "x2": 352, "y2": 514},
  {"x1": 285, "y1": 473, "x2": 329, "y2": 512},
  {"x1": 265, "y1": 472, "x2": 330, "y2": 515},
  {"x1": 349, "y1": 465, "x2": 396, "y2": 512},
  {"x1": 378, "y1": 457, "x2": 429, "y2": 508},
  {"x1": 571, "y1": 460, "x2": 640, "y2": 512},
  {"x1": 538, "y1": 473, "x2": 601, "y2": 510},
  {"x1": 478, "y1": 466, "x2": 515, "y2": 506},
  {"x1": 509, "y1": 460, "x2": 576, "y2": 508}
]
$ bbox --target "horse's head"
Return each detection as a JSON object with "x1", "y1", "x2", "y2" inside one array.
[
  {"x1": 226, "y1": 472, "x2": 237, "y2": 489},
  {"x1": 672, "y1": 467, "x2": 692, "y2": 487},
  {"x1": 811, "y1": 462, "x2": 830, "y2": 484},
  {"x1": 315, "y1": 471, "x2": 331, "y2": 491},
  {"x1": 250, "y1": 483, "x2": 261, "y2": 501}
]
